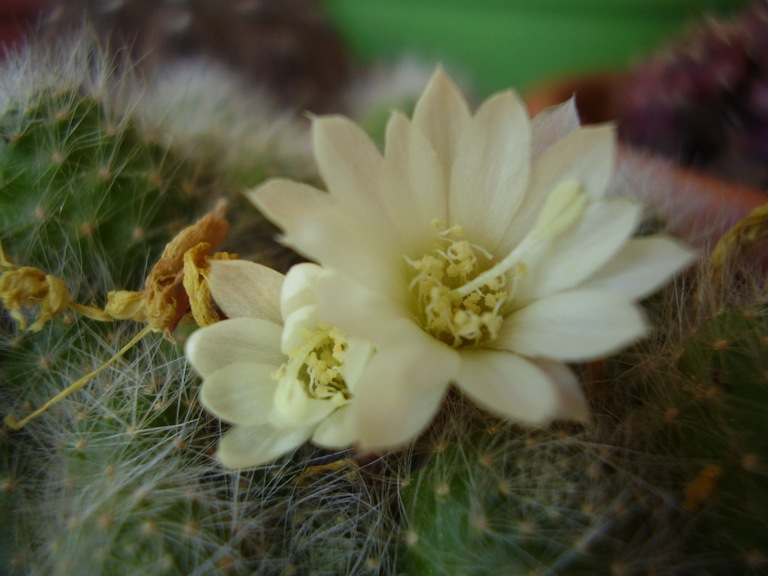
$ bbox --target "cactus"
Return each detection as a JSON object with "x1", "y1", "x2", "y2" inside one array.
[
  {"x1": 396, "y1": 393, "x2": 689, "y2": 576},
  {"x1": 0, "y1": 85, "x2": 206, "y2": 295},
  {"x1": 0, "y1": 36, "x2": 397, "y2": 576},
  {"x1": 641, "y1": 305, "x2": 768, "y2": 573},
  {"x1": 397, "y1": 255, "x2": 768, "y2": 576}
]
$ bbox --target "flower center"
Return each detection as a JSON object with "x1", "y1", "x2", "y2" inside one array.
[
  {"x1": 406, "y1": 222, "x2": 517, "y2": 348},
  {"x1": 278, "y1": 325, "x2": 350, "y2": 404},
  {"x1": 406, "y1": 180, "x2": 589, "y2": 349}
]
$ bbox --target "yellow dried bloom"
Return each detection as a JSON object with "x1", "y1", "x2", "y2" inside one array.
[
  {"x1": 0, "y1": 265, "x2": 70, "y2": 331},
  {"x1": 183, "y1": 243, "x2": 238, "y2": 328}
]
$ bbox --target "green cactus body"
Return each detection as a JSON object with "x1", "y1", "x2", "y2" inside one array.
[
  {"x1": 397, "y1": 398, "x2": 684, "y2": 576},
  {"x1": 661, "y1": 307, "x2": 768, "y2": 572},
  {"x1": 0, "y1": 40, "x2": 397, "y2": 575},
  {"x1": 0, "y1": 87, "x2": 203, "y2": 294},
  {"x1": 0, "y1": 321, "x2": 252, "y2": 576}
]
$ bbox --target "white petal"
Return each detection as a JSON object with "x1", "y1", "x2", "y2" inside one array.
[
  {"x1": 312, "y1": 114, "x2": 384, "y2": 208},
  {"x1": 412, "y1": 68, "x2": 472, "y2": 184},
  {"x1": 455, "y1": 349, "x2": 559, "y2": 425},
  {"x1": 314, "y1": 271, "x2": 412, "y2": 345},
  {"x1": 354, "y1": 347, "x2": 454, "y2": 452},
  {"x1": 379, "y1": 111, "x2": 447, "y2": 252},
  {"x1": 581, "y1": 235, "x2": 697, "y2": 300},
  {"x1": 514, "y1": 197, "x2": 642, "y2": 303},
  {"x1": 248, "y1": 178, "x2": 331, "y2": 242},
  {"x1": 449, "y1": 90, "x2": 531, "y2": 250},
  {"x1": 339, "y1": 337, "x2": 375, "y2": 394},
  {"x1": 251, "y1": 180, "x2": 408, "y2": 299},
  {"x1": 248, "y1": 178, "x2": 340, "y2": 263},
  {"x1": 280, "y1": 263, "x2": 323, "y2": 319},
  {"x1": 185, "y1": 317, "x2": 284, "y2": 377},
  {"x1": 200, "y1": 362, "x2": 277, "y2": 426},
  {"x1": 280, "y1": 304, "x2": 319, "y2": 356},
  {"x1": 217, "y1": 424, "x2": 312, "y2": 469},
  {"x1": 312, "y1": 406, "x2": 357, "y2": 448},
  {"x1": 498, "y1": 125, "x2": 616, "y2": 252},
  {"x1": 534, "y1": 359, "x2": 590, "y2": 423},
  {"x1": 535, "y1": 124, "x2": 616, "y2": 201},
  {"x1": 352, "y1": 316, "x2": 460, "y2": 451},
  {"x1": 271, "y1": 375, "x2": 337, "y2": 429},
  {"x1": 208, "y1": 260, "x2": 283, "y2": 324},
  {"x1": 495, "y1": 290, "x2": 648, "y2": 361},
  {"x1": 530, "y1": 98, "x2": 580, "y2": 161}
]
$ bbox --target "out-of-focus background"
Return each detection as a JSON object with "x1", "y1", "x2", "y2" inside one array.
[
  {"x1": 0, "y1": 0, "x2": 749, "y2": 93},
  {"x1": 4, "y1": 0, "x2": 768, "y2": 193},
  {"x1": 322, "y1": 0, "x2": 748, "y2": 94}
]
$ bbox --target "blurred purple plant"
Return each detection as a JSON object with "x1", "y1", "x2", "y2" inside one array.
[{"x1": 618, "y1": 1, "x2": 768, "y2": 188}]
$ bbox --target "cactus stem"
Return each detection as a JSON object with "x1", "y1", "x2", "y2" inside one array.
[{"x1": 3, "y1": 323, "x2": 154, "y2": 431}]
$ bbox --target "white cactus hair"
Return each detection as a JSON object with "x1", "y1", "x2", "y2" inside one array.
[
  {"x1": 134, "y1": 60, "x2": 315, "y2": 183},
  {"x1": 0, "y1": 28, "x2": 141, "y2": 121},
  {"x1": 0, "y1": 26, "x2": 395, "y2": 575}
]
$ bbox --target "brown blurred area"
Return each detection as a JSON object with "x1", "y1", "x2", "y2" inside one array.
[{"x1": 1, "y1": 0, "x2": 352, "y2": 113}]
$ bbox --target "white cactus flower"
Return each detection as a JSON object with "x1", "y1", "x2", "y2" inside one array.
[
  {"x1": 186, "y1": 260, "x2": 372, "y2": 468},
  {"x1": 250, "y1": 68, "x2": 696, "y2": 452}
]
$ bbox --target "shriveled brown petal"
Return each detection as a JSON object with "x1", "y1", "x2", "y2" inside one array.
[{"x1": 143, "y1": 208, "x2": 231, "y2": 335}]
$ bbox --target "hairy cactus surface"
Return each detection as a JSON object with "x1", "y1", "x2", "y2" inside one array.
[
  {"x1": 0, "y1": 85, "x2": 205, "y2": 295},
  {"x1": 0, "y1": 35, "x2": 397, "y2": 576}
]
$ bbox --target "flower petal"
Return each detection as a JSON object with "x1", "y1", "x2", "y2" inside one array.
[
  {"x1": 185, "y1": 317, "x2": 284, "y2": 377},
  {"x1": 449, "y1": 90, "x2": 531, "y2": 250},
  {"x1": 247, "y1": 178, "x2": 334, "y2": 261},
  {"x1": 271, "y1": 375, "x2": 337, "y2": 429},
  {"x1": 208, "y1": 260, "x2": 283, "y2": 324},
  {"x1": 412, "y1": 67, "x2": 472, "y2": 183},
  {"x1": 312, "y1": 406, "x2": 357, "y2": 448},
  {"x1": 534, "y1": 124, "x2": 616, "y2": 201},
  {"x1": 354, "y1": 345, "x2": 454, "y2": 452},
  {"x1": 533, "y1": 359, "x2": 590, "y2": 423},
  {"x1": 530, "y1": 98, "x2": 580, "y2": 161},
  {"x1": 495, "y1": 290, "x2": 648, "y2": 361},
  {"x1": 217, "y1": 424, "x2": 312, "y2": 469},
  {"x1": 514, "y1": 197, "x2": 642, "y2": 303},
  {"x1": 312, "y1": 114, "x2": 383, "y2": 208},
  {"x1": 499, "y1": 124, "x2": 616, "y2": 252},
  {"x1": 379, "y1": 111, "x2": 447, "y2": 252},
  {"x1": 251, "y1": 179, "x2": 408, "y2": 300},
  {"x1": 340, "y1": 337, "x2": 375, "y2": 394},
  {"x1": 455, "y1": 349, "x2": 559, "y2": 425},
  {"x1": 280, "y1": 263, "x2": 323, "y2": 319},
  {"x1": 581, "y1": 235, "x2": 697, "y2": 299},
  {"x1": 200, "y1": 361, "x2": 277, "y2": 426},
  {"x1": 314, "y1": 271, "x2": 412, "y2": 345},
  {"x1": 351, "y1": 314, "x2": 460, "y2": 451},
  {"x1": 280, "y1": 304, "x2": 319, "y2": 356}
]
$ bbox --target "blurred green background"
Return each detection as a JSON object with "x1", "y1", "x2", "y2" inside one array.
[{"x1": 323, "y1": 0, "x2": 749, "y2": 95}]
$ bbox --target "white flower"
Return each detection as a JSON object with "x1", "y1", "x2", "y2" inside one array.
[
  {"x1": 185, "y1": 260, "x2": 372, "y2": 468},
  {"x1": 249, "y1": 68, "x2": 696, "y2": 452}
]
